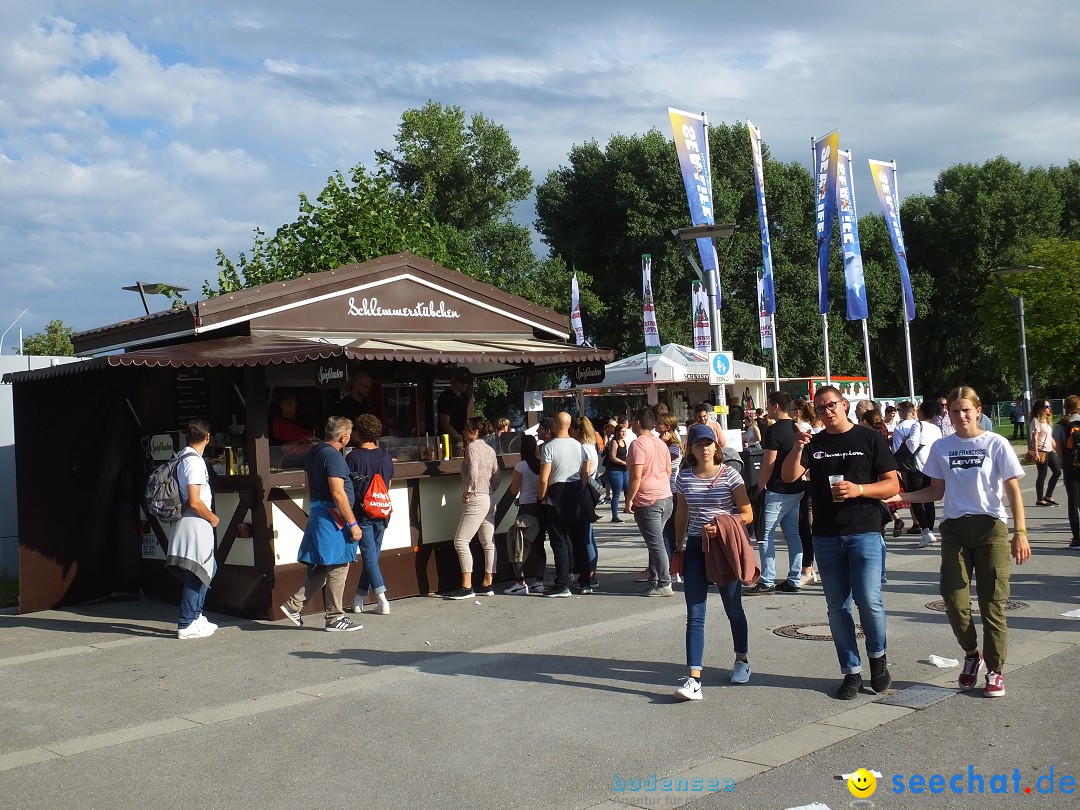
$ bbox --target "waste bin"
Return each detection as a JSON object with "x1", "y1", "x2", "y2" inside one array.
[{"x1": 740, "y1": 445, "x2": 764, "y2": 490}]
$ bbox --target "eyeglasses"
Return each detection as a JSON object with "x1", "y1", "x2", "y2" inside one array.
[{"x1": 814, "y1": 400, "x2": 842, "y2": 415}]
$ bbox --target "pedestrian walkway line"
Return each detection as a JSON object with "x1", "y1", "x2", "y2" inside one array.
[
  {"x1": 0, "y1": 601, "x2": 684, "y2": 774},
  {"x1": 580, "y1": 628, "x2": 1080, "y2": 810}
]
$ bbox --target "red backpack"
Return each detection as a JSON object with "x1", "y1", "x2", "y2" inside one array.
[{"x1": 360, "y1": 473, "x2": 393, "y2": 520}]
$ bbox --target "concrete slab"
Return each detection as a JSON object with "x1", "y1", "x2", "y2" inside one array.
[
  {"x1": 727, "y1": 723, "x2": 862, "y2": 767},
  {"x1": 819, "y1": 702, "x2": 914, "y2": 731}
]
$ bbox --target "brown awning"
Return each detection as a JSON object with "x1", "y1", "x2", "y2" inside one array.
[{"x1": 4, "y1": 335, "x2": 612, "y2": 383}]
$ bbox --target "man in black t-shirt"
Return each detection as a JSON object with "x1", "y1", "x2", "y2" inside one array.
[
  {"x1": 332, "y1": 371, "x2": 375, "y2": 422},
  {"x1": 749, "y1": 392, "x2": 806, "y2": 595},
  {"x1": 437, "y1": 367, "x2": 474, "y2": 438},
  {"x1": 782, "y1": 385, "x2": 899, "y2": 701}
]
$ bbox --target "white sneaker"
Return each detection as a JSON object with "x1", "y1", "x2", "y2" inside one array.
[
  {"x1": 374, "y1": 597, "x2": 390, "y2": 615},
  {"x1": 528, "y1": 580, "x2": 545, "y2": 593},
  {"x1": 178, "y1": 619, "x2": 215, "y2": 640},
  {"x1": 674, "y1": 676, "x2": 702, "y2": 701},
  {"x1": 671, "y1": 573, "x2": 683, "y2": 584},
  {"x1": 730, "y1": 660, "x2": 752, "y2": 684},
  {"x1": 918, "y1": 530, "x2": 936, "y2": 548},
  {"x1": 195, "y1": 614, "x2": 218, "y2": 633},
  {"x1": 503, "y1": 581, "x2": 530, "y2": 595},
  {"x1": 352, "y1": 598, "x2": 365, "y2": 614}
]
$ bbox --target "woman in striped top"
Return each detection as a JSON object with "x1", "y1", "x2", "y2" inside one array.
[{"x1": 671, "y1": 423, "x2": 755, "y2": 701}]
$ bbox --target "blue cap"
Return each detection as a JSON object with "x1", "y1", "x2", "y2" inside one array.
[{"x1": 688, "y1": 423, "x2": 716, "y2": 446}]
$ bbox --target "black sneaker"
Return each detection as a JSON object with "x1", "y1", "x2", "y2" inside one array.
[
  {"x1": 906, "y1": 527, "x2": 923, "y2": 536},
  {"x1": 543, "y1": 587, "x2": 571, "y2": 598},
  {"x1": 835, "y1": 673, "x2": 863, "y2": 700},
  {"x1": 775, "y1": 581, "x2": 801, "y2": 593},
  {"x1": 445, "y1": 587, "x2": 475, "y2": 600},
  {"x1": 474, "y1": 582, "x2": 494, "y2": 596},
  {"x1": 744, "y1": 582, "x2": 775, "y2": 596},
  {"x1": 1070, "y1": 537, "x2": 1080, "y2": 549},
  {"x1": 869, "y1": 654, "x2": 891, "y2": 692}
]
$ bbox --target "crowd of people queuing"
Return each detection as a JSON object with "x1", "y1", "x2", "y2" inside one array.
[{"x1": 167, "y1": 373, "x2": 1079, "y2": 705}]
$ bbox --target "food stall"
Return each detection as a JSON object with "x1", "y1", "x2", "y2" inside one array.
[{"x1": 5, "y1": 253, "x2": 612, "y2": 617}]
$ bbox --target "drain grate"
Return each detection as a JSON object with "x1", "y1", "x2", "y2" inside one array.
[
  {"x1": 879, "y1": 683, "x2": 956, "y2": 709},
  {"x1": 924, "y1": 599, "x2": 1028, "y2": 614},
  {"x1": 773, "y1": 622, "x2": 864, "y2": 642}
]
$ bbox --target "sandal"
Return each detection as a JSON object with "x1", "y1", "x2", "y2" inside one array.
[
  {"x1": 1036, "y1": 500, "x2": 1049, "y2": 506},
  {"x1": 1046, "y1": 498, "x2": 1060, "y2": 506}
]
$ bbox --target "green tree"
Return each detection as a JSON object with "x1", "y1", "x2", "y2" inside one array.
[
  {"x1": 901, "y1": 156, "x2": 1063, "y2": 397},
  {"x1": 976, "y1": 238, "x2": 1080, "y2": 396},
  {"x1": 205, "y1": 165, "x2": 454, "y2": 296},
  {"x1": 377, "y1": 101, "x2": 533, "y2": 233},
  {"x1": 20, "y1": 319, "x2": 74, "y2": 356}
]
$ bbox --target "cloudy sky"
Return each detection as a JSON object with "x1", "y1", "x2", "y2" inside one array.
[{"x1": 1, "y1": 0, "x2": 1077, "y2": 349}]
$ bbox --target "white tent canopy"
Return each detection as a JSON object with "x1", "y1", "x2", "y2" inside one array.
[{"x1": 600, "y1": 343, "x2": 766, "y2": 387}]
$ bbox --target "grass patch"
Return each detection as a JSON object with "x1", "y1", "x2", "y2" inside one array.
[{"x1": 0, "y1": 578, "x2": 17, "y2": 608}]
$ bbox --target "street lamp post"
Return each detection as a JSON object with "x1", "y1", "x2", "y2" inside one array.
[
  {"x1": 992, "y1": 265, "x2": 1043, "y2": 435},
  {"x1": 670, "y1": 224, "x2": 738, "y2": 405}
]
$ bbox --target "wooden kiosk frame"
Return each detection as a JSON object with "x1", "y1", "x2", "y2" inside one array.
[{"x1": 6, "y1": 253, "x2": 611, "y2": 617}]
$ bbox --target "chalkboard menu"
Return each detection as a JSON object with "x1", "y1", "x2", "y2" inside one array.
[{"x1": 175, "y1": 371, "x2": 209, "y2": 430}]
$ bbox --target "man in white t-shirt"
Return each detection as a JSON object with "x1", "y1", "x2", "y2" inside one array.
[
  {"x1": 537, "y1": 412, "x2": 589, "y2": 597},
  {"x1": 167, "y1": 419, "x2": 221, "y2": 640}
]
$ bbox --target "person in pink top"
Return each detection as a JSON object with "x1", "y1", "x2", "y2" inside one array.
[{"x1": 626, "y1": 408, "x2": 674, "y2": 595}]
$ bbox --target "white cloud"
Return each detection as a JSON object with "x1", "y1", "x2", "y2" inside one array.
[{"x1": 0, "y1": 0, "x2": 1077, "y2": 342}]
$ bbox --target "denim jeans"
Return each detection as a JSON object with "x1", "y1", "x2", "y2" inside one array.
[
  {"x1": 178, "y1": 570, "x2": 209, "y2": 629},
  {"x1": 586, "y1": 524, "x2": 598, "y2": 576},
  {"x1": 683, "y1": 535, "x2": 748, "y2": 668},
  {"x1": 814, "y1": 532, "x2": 888, "y2": 674},
  {"x1": 608, "y1": 469, "x2": 629, "y2": 518},
  {"x1": 663, "y1": 510, "x2": 677, "y2": 559},
  {"x1": 633, "y1": 497, "x2": 673, "y2": 587},
  {"x1": 356, "y1": 516, "x2": 387, "y2": 596},
  {"x1": 759, "y1": 490, "x2": 804, "y2": 587}
]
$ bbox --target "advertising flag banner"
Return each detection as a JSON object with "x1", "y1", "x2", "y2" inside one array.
[
  {"x1": 813, "y1": 130, "x2": 839, "y2": 315},
  {"x1": 868, "y1": 159, "x2": 916, "y2": 322},
  {"x1": 570, "y1": 272, "x2": 585, "y2": 345},
  {"x1": 692, "y1": 281, "x2": 711, "y2": 352},
  {"x1": 747, "y1": 120, "x2": 776, "y2": 316},
  {"x1": 836, "y1": 150, "x2": 868, "y2": 321},
  {"x1": 669, "y1": 107, "x2": 722, "y2": 307},
  {"x1": 756, "y1": 270, "x2": 773, "y2": 350},
  {"x1": 642, "y1": 254, "x2": 661, "y2": 356}
]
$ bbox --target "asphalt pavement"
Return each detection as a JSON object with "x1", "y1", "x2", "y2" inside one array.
[{"x1": 2, "y1": 468, "x2": 1078, "y2": 810}]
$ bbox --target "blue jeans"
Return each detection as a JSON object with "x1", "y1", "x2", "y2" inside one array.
[
  {"x1": 663, "y1": 510, "x2": 676, "y2": 559},
  {"x1": 759, "y1": 490, "x2": 804, "y2": 587},
  {"x1": 633, "y1": 497, "x2": 673, "y2": 587},
  {"x1": 586, "y1": 524, "x2": 598, "y2": 576},
  {"x1": 356, "y1": 517, "x2": 387, "y2": 596},
  {"x1": 814, "y1": 532, "x2": 888, "y2": 674},
  {"x1": 683, "y1": 535, "x2": 748, "y2": 668},
  {"x1": 178, "y1": 570, "x2": 209, "y2": 629},
  {"x1": 608, "y1": 469, "x2": 628, "y2": 518}
]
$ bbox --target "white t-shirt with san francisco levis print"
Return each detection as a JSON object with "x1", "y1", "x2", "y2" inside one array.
[{"x1": 921, "y1": 431, "x2": 1024, "y2": 522}]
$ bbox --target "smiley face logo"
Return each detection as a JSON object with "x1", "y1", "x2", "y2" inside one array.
[{"x1": 848, "y1": 768, "x2": 877, "y2": 798}]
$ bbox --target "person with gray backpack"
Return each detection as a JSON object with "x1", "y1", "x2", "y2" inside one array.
[{"x1": 166, "y1": 419, "x2": 220, "y2": 639}]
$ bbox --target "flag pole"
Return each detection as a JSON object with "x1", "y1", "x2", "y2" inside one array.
[
  {"x1": 893, "y1": 160, "x2": 917, "y2": 401},
  {"x1": 704, "y1": 111, "x2": 725, "y2": 408}
]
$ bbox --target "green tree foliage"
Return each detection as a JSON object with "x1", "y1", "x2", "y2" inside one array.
[
  {"x1": 902, "y1": 156, "x2": 1063, "y2": 396},
  {"x1": 377, "y1": 101, "x2": 534, "y2": 233},
  {"x1": 976, "y1": 238, "x2": 1080, "y2": 396},
  {"x1": 20, "y1": 319, "x2": 74, "y2": 356},
  {"x1": 205, "y1": 166, "x2": 454, "y2": 296}
]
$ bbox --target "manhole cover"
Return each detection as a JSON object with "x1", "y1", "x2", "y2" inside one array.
[
  {"x1": 924, "y1": 599, "x2": 1028, "y2": 614},
  {"x1": 773, "y1": 622, "x2": 864, "y2": 642},
  {"x1": 880, "y1": 684, "x2": 955, "y2": 709}
]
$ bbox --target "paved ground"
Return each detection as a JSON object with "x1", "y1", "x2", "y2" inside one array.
[{"x1": 2, "y1": 472, "x2": 1079, "y2": 809}]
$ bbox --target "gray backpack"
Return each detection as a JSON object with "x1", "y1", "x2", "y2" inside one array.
[{"x1": 145, "y1": 454, "x2": 183, "y2": 523}]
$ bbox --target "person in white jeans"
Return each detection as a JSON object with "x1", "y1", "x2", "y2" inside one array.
[{"x1": 446, "y1": 418, "x2": 502, "y2": 600}]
